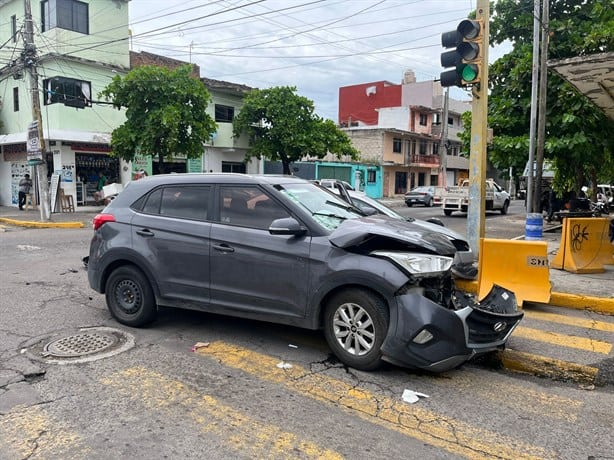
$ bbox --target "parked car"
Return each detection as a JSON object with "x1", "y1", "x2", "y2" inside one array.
[
  {"x1": 405, "y1": 186, "x2": 435, "y2": 207},
  {"x1": 87, "y1": 174, "x2": 522, "y2": 372},
  {"x1": 316, "y1": 178, "x2": 355, "y2": 191}
]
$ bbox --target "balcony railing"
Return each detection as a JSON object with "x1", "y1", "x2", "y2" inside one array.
[{"x1": 408, "y1": 154, "x2": 440, "y2": 166}]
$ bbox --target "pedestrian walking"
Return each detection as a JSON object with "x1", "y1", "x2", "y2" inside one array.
[{"x1": 18, "y1": 173, "x2": 33, "y2": 210}]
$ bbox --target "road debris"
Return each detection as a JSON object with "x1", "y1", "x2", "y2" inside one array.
[
  {"x1": 276, "y1": 362, "x2": 293, "y2": 369},
  {"x1": 402, "y1": 389, "x2": 430, "y2": 404},
  {"x1": 191, "y1": 342, "x2": 210, "y2": 352}
]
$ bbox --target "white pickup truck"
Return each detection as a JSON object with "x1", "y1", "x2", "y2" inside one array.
[{"x1": 442, "y1": 179, "x2": 511, "y2": 216}]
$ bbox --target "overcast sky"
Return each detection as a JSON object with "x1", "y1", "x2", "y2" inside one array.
[{"x1": 128, "y1": 0, "x2": 511, "y2": 121}]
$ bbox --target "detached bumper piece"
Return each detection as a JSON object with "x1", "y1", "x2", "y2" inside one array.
[{"x1": 381, "y1": 284, "x2": 523, "y2": 373}]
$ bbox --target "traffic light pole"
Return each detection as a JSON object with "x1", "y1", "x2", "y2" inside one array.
[{"x1": 466, "y1": 0, "x2": 489, "y2": 257}]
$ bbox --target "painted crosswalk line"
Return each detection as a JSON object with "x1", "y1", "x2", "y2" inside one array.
[
  {"x1": 196, "y1": 341, "x2": 554, "y2": 460},
  {"x1": 101, "y1": 367, "x2": 343, "y2": 459},
  {"x1": 0, "y1": 405, "x2": 90, "y2": 459}
]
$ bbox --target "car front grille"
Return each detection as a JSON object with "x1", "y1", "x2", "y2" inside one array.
[{"x1": 466, "y1": 308, "x2": 523, "y2": 345}]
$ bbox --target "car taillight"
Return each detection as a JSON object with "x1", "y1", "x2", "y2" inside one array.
[{"x1": 93, "y1": 213, "x2": 116, "y2": 230}]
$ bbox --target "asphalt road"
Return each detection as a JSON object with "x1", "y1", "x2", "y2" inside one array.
[
  {"x1": 1, "y1": 222, "x2": 613, "y2": 459},
  {"x1": 396, "y1": 199, "x2": 534, "y2": 239}
]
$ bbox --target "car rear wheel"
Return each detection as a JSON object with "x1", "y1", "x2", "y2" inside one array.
[
  {"x1": 500, "y1": 200, "x2": 509, "y2": 215},
  {"x1": 323, "y1": 289, "x2": 388, "y2": 371},
  {"x1": 105, "y1": 265, "x2": 157, "y2": 327},
  {"x1": 444, "y1": 209, "x2": 452, "y2": 216},
  {"x1": 426, "y1": 198, "x2": 433, "y2": 207}
]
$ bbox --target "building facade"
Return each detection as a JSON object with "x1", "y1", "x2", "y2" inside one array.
[
  {"x1": 0, "y1": 0, "x2": 132, "y2": 208},
  {"x1": 0, "y1": 2, "x2": 257, "y2": 209},
  {"x1": 338, "y1": 70, "x2": 470, "y2": 197}
]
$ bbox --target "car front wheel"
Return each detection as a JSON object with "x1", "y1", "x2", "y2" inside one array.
[
  {"x1": 105, "y1": 265, "x2": 157, "y2": 327},
  {"x1": 323, "y1": 288, "x2": 388, "y2": 371}
]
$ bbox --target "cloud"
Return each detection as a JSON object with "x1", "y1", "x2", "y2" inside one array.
[{"x1": 129, "y1": 0, "x2": 510, "y2": 120}]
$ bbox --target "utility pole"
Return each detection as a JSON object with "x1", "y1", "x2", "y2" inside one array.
[
  {"x1": 466, "y1": 0, "x2": 489, "y2": 256},
  {"x1": 534, "y1": 0, "x2": 549, "y2": 214},
  {"x1": 24, "y1": 0, "x2": 50, "y2": 221},
  {"x1": 440, "y1": 87, "x2": 449, "y2": 186},
  {"x1": 526, "y1": 0, "x2": 541, "y2": 213}
]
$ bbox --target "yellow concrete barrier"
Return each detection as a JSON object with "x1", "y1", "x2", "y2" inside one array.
[
  {"x1": 477, "y1": 238, "x2": 551, "y2": 307},
  {"x1": 551, "y1": 217, "x2": 613, "y2": 273}
]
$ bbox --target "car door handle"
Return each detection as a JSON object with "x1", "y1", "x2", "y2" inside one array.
[
  {"x1": 213, "y1": 243, "x2": 235, "y2": 253},
  {"x1": 136, "y1": 229, "x2": 154, "y2": 237}
]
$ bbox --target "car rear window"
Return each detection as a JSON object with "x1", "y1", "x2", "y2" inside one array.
[{"x1": 139, "y1": 186, "x2": 210, "y2": 221}]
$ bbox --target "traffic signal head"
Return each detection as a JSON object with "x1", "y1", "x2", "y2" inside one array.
[{"x1": 440, "y1": 19, "x2": 483, "y2": 88}]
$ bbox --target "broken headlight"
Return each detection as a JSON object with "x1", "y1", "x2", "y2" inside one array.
[{"x1": 372, "y1": 251, "x2": 453, "y2": 276}]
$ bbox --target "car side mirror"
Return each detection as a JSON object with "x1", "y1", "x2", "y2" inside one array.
[{"x1": 269, "y1": 217, "x2": 307, "y2": 236}]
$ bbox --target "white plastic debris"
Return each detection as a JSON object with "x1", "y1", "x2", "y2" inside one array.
[
  {"x1": 276, "y1": 362, "x2": 293, "y2": 369},
  {"x1": 402, "y1": 389, "x2": 430, "y2": 404},
  {"x1": 288, "y1": 344, "x2": 298, "y2": 349}
]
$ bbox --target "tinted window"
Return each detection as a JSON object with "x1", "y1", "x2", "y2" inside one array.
[
  {"x1": 219, "y1": 186, "x2": 290, "y2": 229},
  {"x1": 142, "y1": 186, "x2": 209, "y2": 220}
]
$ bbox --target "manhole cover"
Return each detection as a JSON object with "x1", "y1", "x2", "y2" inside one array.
[
  {"x1": 43, "y1": 331, "x2": 119, "y2": 358},
  {"x1": 22, "y1": 327, "x2": 135, "y2": 364}
]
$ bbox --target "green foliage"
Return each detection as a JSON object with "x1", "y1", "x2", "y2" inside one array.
[
  {"x1": 483, "y1": 0, "x2": 614, "y2": 189},
  {"x1": 232, "y1": 86, "x2": 358, "y2": 175},
  {"x1": 100, "y1": 65, "x2": 216, "y2": 172}
]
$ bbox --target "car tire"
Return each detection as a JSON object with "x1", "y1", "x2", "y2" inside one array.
[
  {"x1": 500, "y1": 200, "x2": 509, "y2": 215},
  {"x1": 426, "y1": 198, "x2": 433, "y2": 207},
  {"x1": 444, "y1": 209, "x2": 452, "y2": 216},
  {"x1": 323, "y1": 288, "x2": 388, "y2": 371},
  {"x1": 406, "y1": 201, "x2": 413, "y2": 207},
  {"x1": 105, "y1": 265, "x2": 157, "y2": 327}
]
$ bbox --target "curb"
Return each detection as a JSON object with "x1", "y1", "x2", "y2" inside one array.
[
  {"x1": 453, "y1": 278, "x2": 614, "y2": 315},
  {"x1": 0, "y1": 217, "x2": 84, "y2": 229}
]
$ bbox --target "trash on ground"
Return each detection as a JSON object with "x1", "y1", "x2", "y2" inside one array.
[
  {"x1": 276, "y1": 361, "x2": 293, "y2": 369},
  {"x1": 579, "y1": 383, "x2": 595, "y2": 391},
  {"x1": 402, "y1": 389, "x2": 430, "y2": 404},
  {"x1": 288, "y1": 344, "x2": 298, "y2": 349},
  {"x1": 191, "y1": 342, "x2": 210, "y2": 352}
]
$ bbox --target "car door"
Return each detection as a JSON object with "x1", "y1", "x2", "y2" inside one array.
[
  {"x1": 130, "y1": 185, "x2": 212, "y2": 306},
  {"x1": 209, "y1": 185, "x2": 312, "y2": 319}
]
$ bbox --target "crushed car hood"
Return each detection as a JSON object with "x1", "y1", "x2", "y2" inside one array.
[{"x1": 329, "y1": 215, "x2": 458, "y2": 255}]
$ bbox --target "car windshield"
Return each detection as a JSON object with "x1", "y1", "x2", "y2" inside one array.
[{"x1": 277, "y1": 182, "x2": 363, "y2": 230}]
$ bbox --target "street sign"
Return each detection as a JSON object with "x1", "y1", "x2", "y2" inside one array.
[{"x1": 27, "y1": 120, "x2": 44, "y2": 164}]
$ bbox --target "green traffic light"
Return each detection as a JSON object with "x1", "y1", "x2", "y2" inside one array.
[{"x1": 461, "y1": 64, "x2": 479, "y2": 82}]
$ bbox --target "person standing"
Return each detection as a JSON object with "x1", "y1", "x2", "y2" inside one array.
[{"x1": 18, "y1": 173, "x2": 33, "y2": 210}]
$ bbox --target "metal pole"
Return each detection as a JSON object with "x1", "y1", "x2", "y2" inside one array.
[
  {"x1": 440, "y1": 88, "x2": 449, "y2": 186},
  {"x1": 534, "y1": 0, "x2": 549, "y2": 214},
  {"x1": 466, "y1": 0, "x2": 489, "y2": 257},
  {"x1": 526, "y1": 0, "x2": 541, "y2": 214},
  {"x1": 24, "y1": 0, "x2": 50, "y2": 221}
]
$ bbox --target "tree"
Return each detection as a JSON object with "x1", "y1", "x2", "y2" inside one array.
[
  {"x1": 232, "y1": 86, "x2": 359, "y2": 175},
  {"x1": 100, "y1": 64, "x2": 216, "y2": 173},
  {"x1": 486, "y1": 0, "x2": 614, "y2": 196}
]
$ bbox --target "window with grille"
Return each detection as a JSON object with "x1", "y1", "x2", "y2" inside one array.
[{"x1": 43, "y1": 76, "x2": 92, "y2": 108}]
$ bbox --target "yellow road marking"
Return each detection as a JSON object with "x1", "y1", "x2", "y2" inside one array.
[
  {"x1": 442, "y1": 373, "x2": 582, "y2": 421},
  {"x1": 501, "y1": 349, "x2": 598, "y2": 385},
  {"x1": 523, "y1": 309, "x2": 614, "y2": 333},
  {"x1": 197, "y1": 341, "x2": 553, "y2": 460},
  {"x1": 101, "y1": 367, "x2": 342, "y2": 459},
  {"x1": 513, "y1": 326, "x2": 612, "y2": 354},
  {"x1": 0, "y1": 405, "x2": 90, "y2": 459}
]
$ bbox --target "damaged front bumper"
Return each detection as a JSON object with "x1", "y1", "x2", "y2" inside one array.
[{"x1": 381, "y1": 285, "x2": 523, "y2": 372}]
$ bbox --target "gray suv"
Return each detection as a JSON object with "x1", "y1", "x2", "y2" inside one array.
[{"x1": 88, "y1": 174, "x2": 522, "y2": 372}]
